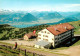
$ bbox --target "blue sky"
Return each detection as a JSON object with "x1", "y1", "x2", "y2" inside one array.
[{"x1": 0, "y1": 0, "x2": 80, "y2": 12}]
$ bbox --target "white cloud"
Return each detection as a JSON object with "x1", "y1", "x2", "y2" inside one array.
[
  {"x1": 51, "y1": 4, "x2": 80, "y2": 12},
  {"x1": 65, "y1": 4, "x2": 80, "y2": 7}
]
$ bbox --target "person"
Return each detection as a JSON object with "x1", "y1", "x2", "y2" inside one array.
[{"x1": 15, "y1": 42, "x2": 17, "y2": 49}]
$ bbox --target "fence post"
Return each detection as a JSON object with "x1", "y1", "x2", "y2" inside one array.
[
  {"x1": 25, "y1": 49, "x2": 26, "y2": 56},
  {"x1": 33, "y1": 53, "x2": 35, "y2": 56},
  {"x1": 18, "y1": 48, "x2": 20, "y2": 53}
]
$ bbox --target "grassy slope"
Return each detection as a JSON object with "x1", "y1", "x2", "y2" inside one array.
[
  {"x1": 69, "y1": 20, "x2": 80, "y2": 35},
  {"x1": 0, "y1": 24, "x2": 49, "y2": 40}
]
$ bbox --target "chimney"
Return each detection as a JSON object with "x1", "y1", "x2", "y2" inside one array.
[
  {"x1": 65, "y1": 27, "x2": 67, "y2": 29},
  {"x1": 55, "y1": 28, "x2": 57, "y2": 31}
]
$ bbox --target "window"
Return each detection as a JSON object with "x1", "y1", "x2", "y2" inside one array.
[
  {"x1": 60, "y1": 37, "x2": 62, "y2": 39},
  {"x1": 58, "y1": 38, "x2": 59, "y2": 40},
  {"x1": 55, "y1": 38, "x2": 57, "y2": 40},
  {"x1": 45, "y1": 39, "x2": 48, "y2": 41},
  {"x1": 43, "y1": 35, "x2": 48, "y2": 37},
  {"x1": 38, "y1": 34, "x2": 41, "y2": 36},
  {"x1": 55, "y1": 41, "x2": 57, "y2": 44},
  {"x1": 52, "y1": 39, "x2": 54, "y2": 40},
  {"x1": 38, "y1": 37, "x2": 41, "y2": 39},
  {"x1": 45, "y1": 31, "x2": 46, "y2": 33},
  {"x1": 46, "y1": 35, "x2": 48, "y2": 38},
  {"x1": 43, "y1": 39, "x2": 48, "y2": 41},
  {"x1": 47, "y1": 32, "x2": 50, "y2": 34},
  {"x1": 43, "y1": 35, "x2": 45, "y2": 37}
]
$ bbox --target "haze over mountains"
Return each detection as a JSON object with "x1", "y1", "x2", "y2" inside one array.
[
  {"x1": 36, "y1": 12, "x2": 63, "y2": 20},
  {"x1": 0, "y1": 10, "x2": 80, "y2": 28}
]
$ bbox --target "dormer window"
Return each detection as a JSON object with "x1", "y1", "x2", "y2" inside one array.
[
  {"x1": 55, "y1": 28, "x2": 60, "y2": 32},
  {"x1": 65, "y1": 26, "x2": 69, "y2": 30},
  {"x1": 55, "y1": 28, "x2": 57, "y2": 31}
]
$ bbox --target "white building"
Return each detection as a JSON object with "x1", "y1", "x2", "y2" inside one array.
[{"x1": 35, "y1": 23, "x2": 74, "y2": 48}]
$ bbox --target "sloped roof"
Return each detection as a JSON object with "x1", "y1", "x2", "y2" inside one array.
[
  {"x1": 35, "y1": 40, "x2": 50, "y2": 47},
  {"x1": 24, "y1": 32, "x2": 36, "y2": 38},
  {"x1": 46, "y1": 23, "x2": 74, "y2": 36}
]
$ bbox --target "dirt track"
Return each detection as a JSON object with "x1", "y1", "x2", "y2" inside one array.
[
  {"x1": 0, "y1": 40, "x2": 37, "y2": 46},
  {"x1": 56, "y1": 45, "x2": 80, "y2": 56}
]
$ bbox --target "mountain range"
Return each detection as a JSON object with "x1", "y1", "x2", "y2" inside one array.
[{"x1": 0, "y1": 10, "x2": 80, "y2": 28}]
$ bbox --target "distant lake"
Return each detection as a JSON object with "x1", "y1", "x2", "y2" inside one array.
[{"x1": 11, "y1": 24, "x2": 40, "y2": 28}]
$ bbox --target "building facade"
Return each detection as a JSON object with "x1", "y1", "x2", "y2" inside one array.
[{"x1": 37, "y1": 23, "x2": 74, "y2": 47}]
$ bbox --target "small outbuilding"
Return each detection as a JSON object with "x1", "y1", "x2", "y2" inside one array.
[
  {"x1": 23, "y1": 32, "x2": 37, "y2": 40},
  {"x1": 35, "y1": 40, "x2": 51, "y2": 49}
]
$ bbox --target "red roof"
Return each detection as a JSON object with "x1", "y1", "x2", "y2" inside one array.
[
  {"x1": 46, "y1": 23, "x2": 74, "y2": 36},
  {"x1": 24, "y1": 32, "x2": 36, "y2": 38}
]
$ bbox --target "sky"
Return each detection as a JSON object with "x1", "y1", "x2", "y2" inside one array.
[{"x1": 0, "y1": 0, "x2": 80, "y2": 12}]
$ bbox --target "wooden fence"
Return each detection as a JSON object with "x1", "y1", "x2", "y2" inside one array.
[{"x1": 0, "y1": 44, "x2": 46, "y2": 56}]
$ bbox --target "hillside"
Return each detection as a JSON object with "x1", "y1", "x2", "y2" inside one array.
[
  {"x1": 69, "y1": 20, "x2": 80, "y2": 35},
  {"x1": 0, "y1": 24, "x2": 49, "y2": 40},
  {"x1": 69, "y1": 13, "x2": 80, "y2": 20},
  {"x1": 58, "y1": 17, "x2": 78, "y2": 23},
  {"x1": 47, "y1": 17, "x2": 79, "y2": 25}
]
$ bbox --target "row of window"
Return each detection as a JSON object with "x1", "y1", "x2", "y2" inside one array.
[
  {"x1": 58, "y1": 30, "x2": 71, "y2": 37},
  {"x1": 38, "y1": 34, "x2": 49, "y2": 38},
  {"x1": 43, "y1": 35, "x2": 48, "y2": 37},
  {"x1": 38, "y1": 34, "x2": 41, "y2": 36},
  {"x1": 55, "y1": 33, "x2": 72, "y2": 41},
  {"x1": 43, "y1": 38, "x2": 48, "y2": 41},
  {"x1": 38, "y1": 37, "x2": 54, "y2": 41},
  {"x1": 61, "y1": 33, "x2": 71, "y2": 38},
  {"x1": 41, "y1": 31, "x2": 50, "y2": 34},
  {"x1": 55, "y1": 41, "x2": 58, "y2": 44},
  {"x1": 55, "y1": 37, "x2": 61, "y2": 40}
]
